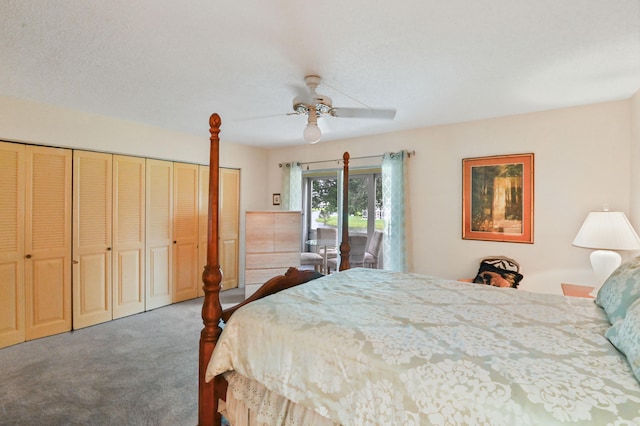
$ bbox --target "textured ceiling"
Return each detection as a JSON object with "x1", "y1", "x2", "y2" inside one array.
[{"x1": 1, "y1": 0, "x2": 639, "y2": 147}]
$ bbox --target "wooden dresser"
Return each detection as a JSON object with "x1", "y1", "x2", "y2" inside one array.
[{"x1": 244, "y1": 211, "x2": 301, "y2": 297}]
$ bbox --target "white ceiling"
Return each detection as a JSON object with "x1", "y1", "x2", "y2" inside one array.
[{"x1": 2, "y1": 0, "x2": 639, "y2": 148}]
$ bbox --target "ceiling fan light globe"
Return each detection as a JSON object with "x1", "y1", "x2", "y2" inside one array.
[{"x1": 303, "y1": 123, "x2": 322, "y2": 144}]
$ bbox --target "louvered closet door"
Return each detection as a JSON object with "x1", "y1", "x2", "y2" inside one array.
[
  {"x1": 146, "y1": 159, "x2": 173, "y2": 310},
  {"x1": 25, "y1": 146, "x2": 72, "y2": 339},
  {"x1": 0, "y1": 142, "x2": 26, "y2": 348},
  {"x1": 112, "y1": 155, "x2": 145, "y2": 319},
  {"x1": 73, "y1": 151, "x2": 112, "y2": 329},
  {"x1": 197, "y1": 166, "x2": 240, "y2": 296},
  {"x1": 219, "y1": 168, "x2": 239, "y2": 290},
  {"x1": 173, "y1": 162, "x2": 199, "y2": 302},
  {"x1": 197, "y1": 165, "x2": 209, "y2": 297}
]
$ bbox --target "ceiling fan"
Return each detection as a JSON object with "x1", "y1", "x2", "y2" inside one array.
[{"x1": 291, "y1": 75, "x2": 396, "y2": 144}]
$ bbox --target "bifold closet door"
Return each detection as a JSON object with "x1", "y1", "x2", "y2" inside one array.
[
  {"x1": 25, "y1": 145, "x2": 72, "y2": 339},
  {"x1": 146, "y1": 159, "x2": 173, "y2": 310},
  {"x1": 73, "y1": 151, "x2": 112, "y2": 329},
  {"x1": 173, "y1": 162, "x2": 199, "y2": 303},
  {"x1": 197, "y1": 165, "x2": 209, "y2": 298},
  {"x1": 0, "y1": 142, "x2": 26, "y2": 348},
  {"x1": 219, "y1": 167, "x2": 240, "y2": 290},
  {"x1": 197, "y1": 166, "x2": 240, "y2": 297},
  {"x1": 0, "y1": 142, "x2": 72, "y2": 349},
  {"x1": 112, "y1": 155, "x2": 145, "y2": 319},
  {"x1": 198, "y1": 166, "x2": 240, "y2": 296}
]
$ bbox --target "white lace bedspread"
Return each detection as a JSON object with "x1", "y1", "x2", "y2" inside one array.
[{"x1": 206, "y1": 268, "x2": 640, "y2": 425}]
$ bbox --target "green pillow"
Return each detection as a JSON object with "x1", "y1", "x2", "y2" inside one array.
[
  {"x1": 596, "y1": 256, "x2": 640, "y2": 324},
  {"x1": 605, "y1": 298, "x2": 640, "y2": 383}
]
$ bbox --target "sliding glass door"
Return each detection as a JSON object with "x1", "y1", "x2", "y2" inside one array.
[
  {"x1": 302, "y1": 174, "x2": 339, "y2": 247},
  {"x1": 346, "y1": 172, "x2": 384, "y2": 237},
  {"x1": 302, "y1": 168, "x2": 383, "y2": 266}
]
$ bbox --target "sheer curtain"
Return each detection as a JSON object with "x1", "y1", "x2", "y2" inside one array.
[
  {"x1": 382, "y1": 151, "x2": 412, "y2": 272},
  {"x1": 281, "y1": 162, "x2": 302, "y2": 210}
]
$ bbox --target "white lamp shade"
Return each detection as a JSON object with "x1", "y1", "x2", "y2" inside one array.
[
  {"x1": 573, "y1": 211, "x2": 640, "y2": 250},
  {"x1": 573, "y1": 210, "x2": 640, "y2": 292}
]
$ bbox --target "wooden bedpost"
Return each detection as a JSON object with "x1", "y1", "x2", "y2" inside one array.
[
  {"x1": 339, "y1": 151, "x2": 351, "y2": 271},
  {"x1": 199, "y1": 113, "x2": 223, "y2": 426}
]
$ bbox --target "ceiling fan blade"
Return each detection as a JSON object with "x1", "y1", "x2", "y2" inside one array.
[{"x1": 330, "y1": 107, "x2": 396, "y2": 120}]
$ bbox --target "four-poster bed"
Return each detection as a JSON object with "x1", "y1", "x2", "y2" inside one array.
[
  {"x1": 198, "y1": 114, "x2": 353, "y2": 425},
  {"x1": 199, "y1": 113, "x2": 640, "y2": 425}
]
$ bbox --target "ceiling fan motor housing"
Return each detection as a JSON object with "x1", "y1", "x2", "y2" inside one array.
[
  {"x1": 291, "y1": 75, "x2": 334, "y2": 116},
  {"x1": 292, "y1": 95, "x2": 333, "y2": 115}
]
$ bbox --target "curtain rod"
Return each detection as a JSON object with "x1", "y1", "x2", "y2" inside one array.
[{"x1": 279, "y1": 150, "x2": 415, "y2": 168}]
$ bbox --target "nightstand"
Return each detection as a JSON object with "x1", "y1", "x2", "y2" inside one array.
[{"x1": 561, "y1": 283, "x2": 595, "y2": 298}]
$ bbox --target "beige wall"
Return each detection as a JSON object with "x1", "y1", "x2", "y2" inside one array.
[
  {"x1": 3, "y1": 94, "x2": 639, "y2": 294},
  {"x1": 0, "y1": 96, "x2": 212, "y2": 162},
  {"x1": 630, "y1": 89, "x2": 640, "y2": 233},
  {"x1": 269, "y1": 100, "x2": 635, "y2": 294},
  {"x1": 0, "y1": 95, "x2": 269, "y2": 285}
]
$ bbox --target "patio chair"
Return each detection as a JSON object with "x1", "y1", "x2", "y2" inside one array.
[
  {"x1": 363, "y1": 230, "x2": 384, "y2": 269},
  {"x1": 327, "y1": 234, "x2": 368, "y2": 273}
]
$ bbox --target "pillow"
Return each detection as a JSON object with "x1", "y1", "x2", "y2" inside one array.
[
  {"x1": 596, "y1": 256, "x2": 640, "y2": 324},
  {"x1": 473, "y1": 261, "x2": 523, "y2": 288},
  {"x1": 605, "y1": 297, "x2": 640, "y2": 383}
]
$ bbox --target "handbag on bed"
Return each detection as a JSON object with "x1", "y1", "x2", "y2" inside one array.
[{"x1": 472, "y1": 256, "x2": 523, "y2": 288}]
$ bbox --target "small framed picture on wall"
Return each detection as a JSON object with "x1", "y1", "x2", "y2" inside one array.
[{"x1": 272, "y1": 193, "x2": 281, "y2": 206}]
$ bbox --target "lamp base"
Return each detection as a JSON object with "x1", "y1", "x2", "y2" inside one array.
[{"x1": 589, "y1": 249, "x2": 622, "y2": 297}]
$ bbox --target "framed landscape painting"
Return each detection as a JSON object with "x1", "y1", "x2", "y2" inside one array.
[{"x1": 462, "y1": 153, "x2": 534, "y2": 243}]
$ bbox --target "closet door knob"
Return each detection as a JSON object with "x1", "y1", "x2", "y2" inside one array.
[
  {"x1": 25, "y1": 254, "x2": 32, "y2": 259},
  {"x1": 107, "y1": 247, "x2": 111, "y2": 251}
]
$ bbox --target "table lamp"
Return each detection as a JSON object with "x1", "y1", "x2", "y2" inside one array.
[{"x1": 572, "y1": 209, "x2": 640, "y2": 295}]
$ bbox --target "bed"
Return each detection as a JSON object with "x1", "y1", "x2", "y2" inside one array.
[{"x1": 198, "y1": 113, "x2": 640, "y2": 425}]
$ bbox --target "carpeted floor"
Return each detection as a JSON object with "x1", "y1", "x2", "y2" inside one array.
[{"x1": 0, "y1": 289, "x2": 244, "y2": 426}]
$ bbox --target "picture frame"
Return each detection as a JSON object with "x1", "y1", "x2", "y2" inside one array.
[
  {"x1": 272, "y1": 193, "x2": 281, "y2": 206},
  {"x1": 462, "y1": 153, "x2": 534, "y2": 243}
]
